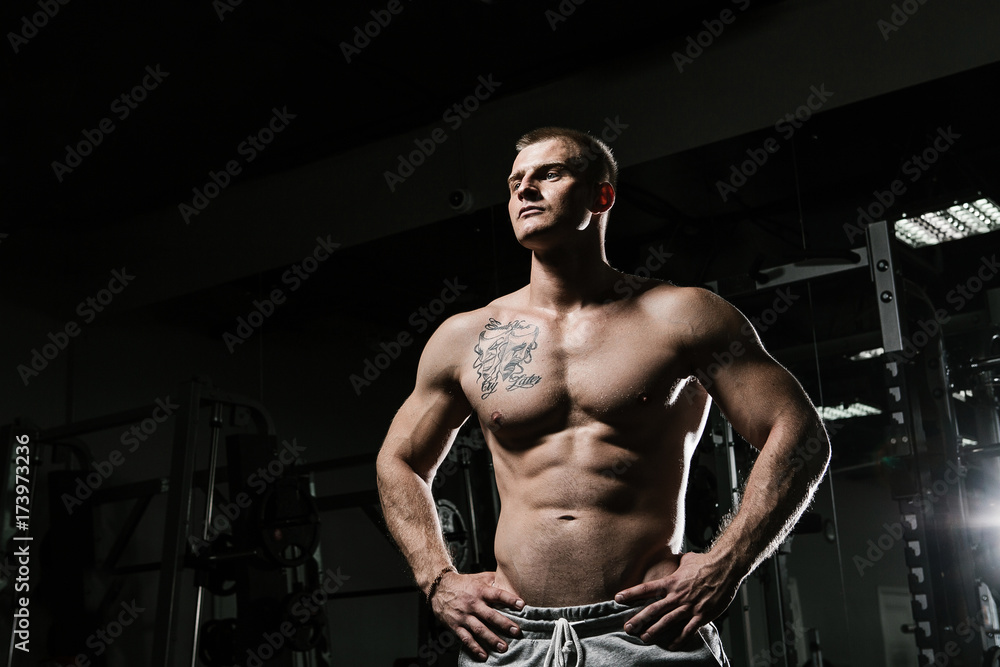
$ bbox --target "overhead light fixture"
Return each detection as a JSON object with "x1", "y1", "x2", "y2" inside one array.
[
  {"x1": 894, "y1": 198, "x2": 1000, "y2": 248},
  {"x1": 850, "y1": 347, "x2": 885, "y2": 361},
  {"x1": 818, "y1": 402, "x2": 882, "y2": 420}
]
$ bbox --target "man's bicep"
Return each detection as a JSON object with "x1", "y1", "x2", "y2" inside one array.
[
  {"x1": 707, "y1": 347, "x2": 816, "y2": 449},
  {"x1": 685, "y1": 292, "x2": 817, "y2": 449},
  {"x1": 380, "y1": 321, "x2": 474, "y2": 479},
  {"x1": 384, "y1": 386, "x2": 472, "y2": 477}
]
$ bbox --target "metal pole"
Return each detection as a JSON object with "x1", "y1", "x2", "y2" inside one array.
[
  {"x1": 189, "y1": 402, "x2": 224, "y2": 667},
  {"x1": 459, "y1": 447, "x2": 481, "y2": 567},
  {"x1": 152, "y1": 380, "x2": 203, "y2": 667}
]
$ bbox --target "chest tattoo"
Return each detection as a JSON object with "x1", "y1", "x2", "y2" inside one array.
[{"x1": 473, "y1": 318, "x2": 543, "y2": 399}]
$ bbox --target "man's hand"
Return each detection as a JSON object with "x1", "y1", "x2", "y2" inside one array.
[
  {"x1": 430, "y1": 571, "x2": 525, "y2": 662},
  {"x1": 614, "y1": 552, "x2": 740, "y2": 649}
]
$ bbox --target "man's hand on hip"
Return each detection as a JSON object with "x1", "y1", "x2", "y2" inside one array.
[
  {"x1": 614, "y1": 551, "x2": 739, "y2": 649},
  {"x1": 431, "y1": 571, "x2": 524, "y2": 662}
]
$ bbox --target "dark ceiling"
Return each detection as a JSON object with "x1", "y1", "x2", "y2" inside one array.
[{"x1": 3, "y1": 0, "x2": 762, "y2": 230}]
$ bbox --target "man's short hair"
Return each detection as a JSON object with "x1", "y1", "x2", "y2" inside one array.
[{"x1": 514, "y1": 127, "x2": 619, "y2": 189}]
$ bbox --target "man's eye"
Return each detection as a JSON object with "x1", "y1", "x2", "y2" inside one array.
[
  {"x1": 545, "y1": 171, "x2": 559, "y2": 179},
  {"x1": 511, "y1": 182, "x2": 521, "y2": 191}
]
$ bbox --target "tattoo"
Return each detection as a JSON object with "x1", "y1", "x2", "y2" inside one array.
[{"x1": 473, "y1": 318, "x2": 542, "y2": 399}]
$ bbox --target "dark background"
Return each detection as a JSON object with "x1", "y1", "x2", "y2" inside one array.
[{"x1": 2, "y1": 0, "x2": 1000, "y2": 665}]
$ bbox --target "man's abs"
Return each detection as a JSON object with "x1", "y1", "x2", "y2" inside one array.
[
  {"x1": 491, "y1": 503, "x2": 682, "y2": 607},
  {"x1": 484, "y1": 436, "x2": 689, "y2": 607}
]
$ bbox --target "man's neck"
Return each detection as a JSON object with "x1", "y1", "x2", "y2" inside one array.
[{"x1": 526, "y1": 243, "x2": 620, "y2": 312}]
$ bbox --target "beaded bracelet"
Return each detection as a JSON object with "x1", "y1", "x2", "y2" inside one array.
[{"x1": 426, "y1": 566, "x2": 456, "y2": 604}]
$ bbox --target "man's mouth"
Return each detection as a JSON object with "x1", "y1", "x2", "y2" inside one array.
[{"x1": 519, "y1": 206, "x2": 544, "y2": 218}]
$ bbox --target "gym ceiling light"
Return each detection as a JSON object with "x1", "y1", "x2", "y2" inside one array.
[{"x1": 894, "y1": 198, "x2": 1000, "y2": 248}]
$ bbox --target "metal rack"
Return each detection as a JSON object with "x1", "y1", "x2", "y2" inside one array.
[
  {"x1": 2, "y1": 378, "x2": 347, "y2": 667},
  {"x1": 706, "y1": 220, "x2": 998, "y2": 666}
]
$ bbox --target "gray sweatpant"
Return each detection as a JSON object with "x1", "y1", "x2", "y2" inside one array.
[{"x1": 458, "y1": 599, "x2": 729, "y2": 666}]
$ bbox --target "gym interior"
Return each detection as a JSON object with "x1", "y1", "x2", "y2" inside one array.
[{"x1": 2, "y1": 1, "x2": 999, "y2": 665}]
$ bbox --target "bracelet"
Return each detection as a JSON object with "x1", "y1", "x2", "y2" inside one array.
[{"x1": 426, "y1": 566, "x2": 456, "y2": 604}]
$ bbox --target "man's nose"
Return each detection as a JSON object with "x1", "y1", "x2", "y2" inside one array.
[{"x1": 517, "y1": 180, "x2": 541, "y2": 201}]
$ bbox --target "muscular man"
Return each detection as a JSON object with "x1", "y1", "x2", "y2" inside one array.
[{"x1": 376, "y1": 127, "x2": 830, "y2": 665}]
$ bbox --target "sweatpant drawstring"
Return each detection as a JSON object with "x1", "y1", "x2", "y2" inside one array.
[{"x1": 543, "y1": 617, "x2": 583, "y2": 666}]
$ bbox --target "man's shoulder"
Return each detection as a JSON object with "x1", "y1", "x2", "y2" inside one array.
[
  {"x1": 426, "y1": 289, "x2": 526, "y2": 347},
  {"x1": 628, "y1": 282, "x2": 749, "y2": 348},
  {"x1": 441, "y1": 287, "x2": 528, "y2": 324},
  {"x1": 633, "y1": 280, "x2": 710, "y2": 302},
  {"x1": 416, "y1": 294, "x2": 525, "y2": 385},
  {"x1": 631, "y1": 281, "x2": 727, "y2": 316},
  {"x1": 481, "y1": 285, "x2": 532, "y2": 315}
]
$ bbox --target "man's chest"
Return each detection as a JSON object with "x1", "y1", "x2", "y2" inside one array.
[{"x1": 457, "y1": 313, "x2": 691, "y2": 433}]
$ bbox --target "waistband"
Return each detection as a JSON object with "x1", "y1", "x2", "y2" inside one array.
[{"x1": 497, "y1": 598, "x2": 658, "y2": 640}]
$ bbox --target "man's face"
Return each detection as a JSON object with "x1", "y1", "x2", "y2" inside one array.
[{"x1": 506, "y1": 139, "x2": 598, "y2": 249}]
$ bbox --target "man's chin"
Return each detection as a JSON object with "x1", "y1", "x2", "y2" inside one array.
[{"x1": 514, "y1": 224, "x2": 564, "y2": 250}]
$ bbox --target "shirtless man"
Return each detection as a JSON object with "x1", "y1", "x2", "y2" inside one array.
[{"x1": 376, "y1": 127, "x2": 830, "y2": 665}]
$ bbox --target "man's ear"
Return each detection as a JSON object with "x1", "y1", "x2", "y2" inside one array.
[{"x1": 591, "y1": 182, "x2": 615, "y2": 213}]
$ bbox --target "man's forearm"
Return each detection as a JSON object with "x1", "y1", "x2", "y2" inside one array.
[
  {"x1": 376, "y1": 451, "x2": 455, "y2": 594},
  {"x1": 709, "y1": 417, "x2": 830, "y2": 581}
]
